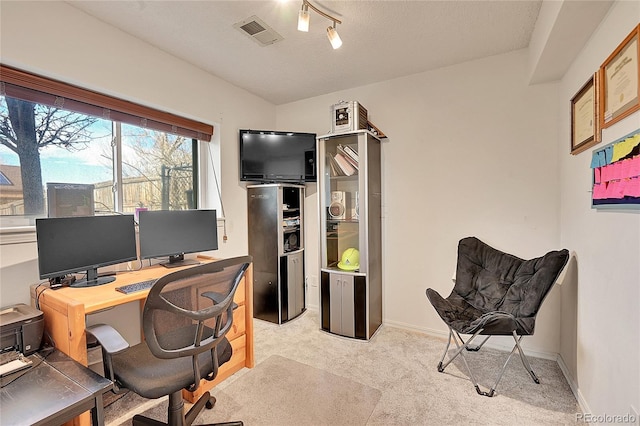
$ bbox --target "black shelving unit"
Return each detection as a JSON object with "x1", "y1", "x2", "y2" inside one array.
[{"x1": 248, "y1": 184, "x2": 306, "y2": 324}]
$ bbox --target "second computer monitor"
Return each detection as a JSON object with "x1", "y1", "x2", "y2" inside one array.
[{"x1": 138, "y1": 209, "x2": 218, "y2": 268}]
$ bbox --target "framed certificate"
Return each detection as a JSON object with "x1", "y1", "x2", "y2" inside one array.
[
  {"x1": 571, "y1": 73, "x2": 600, "y2": 155},
  {"x1": 599, "y1": 24, "x2": 640, "y2": 129}
]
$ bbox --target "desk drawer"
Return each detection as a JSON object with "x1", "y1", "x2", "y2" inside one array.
[{"x1": 227, "y1": 305, "x2": 246, "y2": 341}]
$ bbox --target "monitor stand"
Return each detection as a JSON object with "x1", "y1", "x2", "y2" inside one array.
[
  {"x1": 160, "y1": 254, "x2": 201, "y2": 269},
  {"x1": 71, "y1": 268, "x2": 116, "y2": 288}
]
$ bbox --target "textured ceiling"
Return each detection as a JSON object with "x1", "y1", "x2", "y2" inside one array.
[{"x1": 67, "y1": 0, "x2": 543, "y2": 105}]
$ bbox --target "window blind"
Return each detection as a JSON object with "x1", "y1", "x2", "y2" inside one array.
[{"x1": 0, "y1": 64, "x2": 213, "y2": 141}]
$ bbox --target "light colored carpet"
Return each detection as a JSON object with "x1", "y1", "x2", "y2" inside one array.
[
  {"x1": 105, "y1": 310, "x2": 580, "y2": 425},
  {"x1": 202, "y1": 354, "x2": 381, "y2": 425}
]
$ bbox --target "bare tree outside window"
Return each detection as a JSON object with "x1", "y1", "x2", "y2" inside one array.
[
  {"x1": 0, "y1": 96, "x2": 195, "y2": 219},
  {"x1": 120, "y1": 125, "x2": 194, "y2": 211},
  {"x1": 0, "y1": 97, "x2": 99, "y2": 215}
]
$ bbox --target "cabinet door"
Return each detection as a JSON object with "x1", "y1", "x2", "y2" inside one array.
[
  {"x1": 340, "y1": 274, "x2": 355, "y2": 337},
  {"x1": 329, "y1": 273, "x2": 355, "y2": 337},
  {"x1": 329, "y1": 273, "x2": 342, "y2": 335},
  {"x1": 248, "y1": 186, "x2": 279, "y2": 323},
  {"x1": 320, "y1": 134, "x2": 361, "y2": 270},
  {"x1": 320, "y1": 271, "x2": 331, "y2": 331},
  {"x1": 285, "y1": 251, "x2": 305, "y2": 320},
  {"x1": 293, "y1": 254, "x2": 305, "y2": 315}
]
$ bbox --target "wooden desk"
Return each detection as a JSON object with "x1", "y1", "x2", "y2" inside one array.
[
  {"x1": 30, "y1": 258, "x2": 254, "y2": 426},
  {"x1": 0, "y1": 349, "x2": 113, "y2": 426}
]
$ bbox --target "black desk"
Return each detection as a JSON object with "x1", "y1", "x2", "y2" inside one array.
[{"x1": 0, "y1": 349, "x2": 113, "y2": 426}]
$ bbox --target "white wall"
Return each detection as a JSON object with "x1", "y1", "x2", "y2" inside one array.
[
  {"x1": 558, "y1": 1, "x2": 640, "y2": 418},
  {"x1": 277, "y1": 48, "x2": 564, "y2": 356},
  {"x1": 0, "y1": 1, "x2": 276, "y2": 306}
]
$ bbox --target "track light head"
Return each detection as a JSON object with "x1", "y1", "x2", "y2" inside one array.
[
  {"x1": 297, "y1": 3, "x2": 309, "y2": 32},
  {"x1": 327, "y1": 23, "x2": 342, "y2": 49}
]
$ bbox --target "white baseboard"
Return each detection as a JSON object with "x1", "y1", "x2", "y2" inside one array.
[{"x1": 557, "y1": 354, "x2": 590, "y2": 417}]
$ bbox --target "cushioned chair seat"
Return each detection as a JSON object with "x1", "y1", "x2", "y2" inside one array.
[
  {"x1": 113, "y1": 336, "x2": 232, "y2": 400},
  {"x1": 426, "y1": 289, "x2": 523, "y2": 335}
]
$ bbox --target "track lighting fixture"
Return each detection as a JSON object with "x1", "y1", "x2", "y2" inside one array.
[{"x1": 297, "y1": 0, "x2": 342, "y2": 49}]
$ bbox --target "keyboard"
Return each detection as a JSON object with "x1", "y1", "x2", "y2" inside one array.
[
  {"x1": 0, "y1": 350, "x2": 32, "y2": 377},
  {"x1": 115, "y1": 279, "x2": 156, "y2": 294}
]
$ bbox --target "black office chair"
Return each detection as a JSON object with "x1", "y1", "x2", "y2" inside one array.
[
  {"x1": 426, "y1": 237, "x2": 569, "y2": 397},
  {"x1": 87, "y1": 256, "x2": 251, "y2": 426}
]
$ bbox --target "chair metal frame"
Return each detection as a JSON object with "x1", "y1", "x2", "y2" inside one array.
[{"x1": 437, "y1": 325, "x2": 539, "y2": 397}]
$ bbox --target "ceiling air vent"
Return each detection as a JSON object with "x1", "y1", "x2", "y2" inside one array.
[{"x1": 233, "y1": 15, "x2": 283, "y2": 47}]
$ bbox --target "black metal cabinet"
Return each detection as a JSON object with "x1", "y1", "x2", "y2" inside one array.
[{"x1": 248, "y1": 184, "x2": 306, "y2": 324}]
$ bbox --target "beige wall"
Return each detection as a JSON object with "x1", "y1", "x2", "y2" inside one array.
[
  {"x1": 277, "y1": 49, "x2": 563, "y2": 357},
  {"x1": 557, "y1": 1, "x2": 640, "y2": 418}
]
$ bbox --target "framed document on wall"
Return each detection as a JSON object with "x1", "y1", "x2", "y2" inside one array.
[
  {"x1": 571, "y1": 73, "x2": 600, "y2": 155},
  {"x1": 599, "y1": 24, "x2": 640, "y2": 129}
]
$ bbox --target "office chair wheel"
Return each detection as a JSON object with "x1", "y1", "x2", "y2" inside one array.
[{"x1": 206, "y1": 396, "x2": 216, "y2": 409}]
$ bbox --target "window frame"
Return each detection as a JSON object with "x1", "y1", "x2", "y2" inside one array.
[{"x1": 0, "y1": 65, "x2": 217, "y2": 231}]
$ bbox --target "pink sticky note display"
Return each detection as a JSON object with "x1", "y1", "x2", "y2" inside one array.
[
  {"x1": 591, "y1": 135, "x2": 640, "y2": 205},
  {"x1": 626, "y1": 177, "x2": 640, "y2": 197},
  {"x1": 592, "y1": 183, "x2": 606, "y2": 200},
  {"x1": 630, "y1": 156, "x2": 640, "y2": 178},
  {"x1": 594, "y1": 167, "x2": 601, "y2": 184}
]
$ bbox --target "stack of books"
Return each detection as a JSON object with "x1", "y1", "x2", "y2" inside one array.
[{"x1": 328, "y1": 144, "x2": 359, "y2": 176}]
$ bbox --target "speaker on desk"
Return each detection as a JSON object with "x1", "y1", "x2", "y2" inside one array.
[{"x1": 329, "y1": 191, "x2": 347, "y2": 220}]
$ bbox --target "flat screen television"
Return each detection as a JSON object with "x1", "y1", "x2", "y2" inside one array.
[
  {"x1": 138, "y1": 209, "x2": 218, "y2": 268},
  {"x1": 36, "y1": 215, "x2": 137, "y2": 288},
  {"x1": 239, "y1": 129, "x2": 317, "y2": 183}
]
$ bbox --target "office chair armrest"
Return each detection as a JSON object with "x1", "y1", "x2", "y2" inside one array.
[
  {"x1": 201, "y1": 291, "x2": 239, "y2": 310},
  {"x1": 86, "y1": 324, "x2": 129, "y2": 355}
]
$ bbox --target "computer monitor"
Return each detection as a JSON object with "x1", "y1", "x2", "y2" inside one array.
[
  {"x1": 46, "y1": 182, "x2": 95, "y2": 217},
  {"x1": 138, "y1": 209, "x2": 218, "y2": 268},
  {"x1": 36, "y1": 215, "x2": 137, "y2": 288}
]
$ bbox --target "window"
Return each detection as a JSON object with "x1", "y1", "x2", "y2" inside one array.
[
  {"x1": 0, "y1": 65, "x2": 215, "y2": 228},
  {"x1": 119, "y1": 124, "x2": 196, "y2": 212}
]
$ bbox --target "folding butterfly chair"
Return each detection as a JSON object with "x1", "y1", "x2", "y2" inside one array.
[{"x1": 426, "y1": 237, "x2": 569, "y2": 396}]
